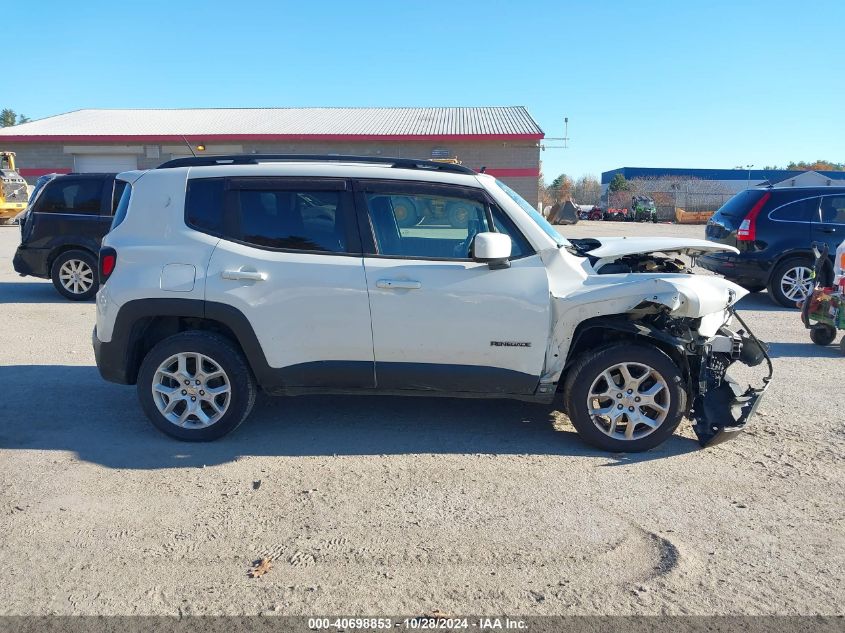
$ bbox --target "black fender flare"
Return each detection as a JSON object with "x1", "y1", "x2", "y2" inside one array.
[
  {"x1": 565, "y1": 316, "x2": 694, "y2": 403},
  {"x1": 98, "y1": 298, "x2": 275, "y2": 386}
]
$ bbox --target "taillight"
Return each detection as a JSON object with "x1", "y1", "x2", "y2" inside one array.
[
  {"x1": 737, "y1": 192, "x2": 771, "y2": 241},
  {"x1": 99, "y1": 247, "x2": 117, "y2": 283}
]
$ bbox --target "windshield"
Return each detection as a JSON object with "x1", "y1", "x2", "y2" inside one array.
[{"x1": 494, "y1": 179, "x2": 568, "y2": 247}]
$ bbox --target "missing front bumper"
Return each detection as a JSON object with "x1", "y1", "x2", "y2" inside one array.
[
  {"x1": 691, "y1": 308, "x2": 773, "y2": 448},
  {"x1": 692, "y1": 376, "x2": 768, "y2": 447}
]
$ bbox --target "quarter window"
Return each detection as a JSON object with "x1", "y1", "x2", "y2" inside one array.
[
  {"x1": 110, "y1": 182, "x2": 132, "y2": 230},
  {"x1": 36, "y1": 179, "x2": 103, "y2": 215},
  {"x1": 769, "y1": 197, "x2": 818, "y2": 222},
  {"x1": 366, "y1": 192, "x2": 531, "y2": 259},
  {"x1": 185, "y1": 178, "x2": 225, "y2": 233},
  {"x1": 111, "y1": 180, "x2": 128, "y2": 215}
]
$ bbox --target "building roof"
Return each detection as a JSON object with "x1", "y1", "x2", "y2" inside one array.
[
  {"x1": 601, "y1": 166, "x2": 845, "y2": 184},
  {"x1": 0, "y1": 107, "x2": 544, "y2": 142}
]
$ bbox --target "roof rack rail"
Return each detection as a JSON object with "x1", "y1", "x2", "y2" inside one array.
[{"x1": 156, "y1": 154, "x2": 477, "y2": 175}]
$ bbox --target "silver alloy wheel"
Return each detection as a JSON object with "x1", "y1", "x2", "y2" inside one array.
[
  {"x1": 151, "y1": 352, "x2": 231, "y2": 428},
  {"x1": 58, "y1": 259, "x2": 94, "y2": 295},
  {"x1": 780, "y1": 266, "x2": 814, "y2": 302},
  {"x1": 586, "y1": 362, "x2": 670, "y2": 441}
]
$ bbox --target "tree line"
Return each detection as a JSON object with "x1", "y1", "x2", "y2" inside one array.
[
  {"x1": 541, "y1": 173, "x2": 601, "y2": 207},
  {"x1": 766, "y1": 160, "x2": 845, "y2": 172},
  {"x1": 1, "y1": 109, "x2": 30, "y2": 127}
]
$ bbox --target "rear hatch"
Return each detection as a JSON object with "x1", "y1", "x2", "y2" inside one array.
[{"x1": 705, "y1": 189, "x2": 768, "y2": 248}]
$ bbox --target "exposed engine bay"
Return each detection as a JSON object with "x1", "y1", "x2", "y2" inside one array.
[
  {"x1": 567, "y1": 236, "x2": 732, "y2": 275},
  {"x1": 632, "y1": 307, "x2": 773, "y2": 446},
  {"x1": 594, "y1": 253, "x2": 691, "y2": 275}
]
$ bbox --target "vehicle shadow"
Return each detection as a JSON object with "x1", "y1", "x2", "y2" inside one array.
[
  {"x1": 0, "y1": 365, "x2": 700, "y2": 469},
  {"x1": 735, "y1": 292, "x2": 794, "y2": 313},
  {"x1": 766, "y1": 341, "x2": 843, "y2": 359},
  {"x1": 0, "y1": 281, "x2": 81, "y2": 304}
]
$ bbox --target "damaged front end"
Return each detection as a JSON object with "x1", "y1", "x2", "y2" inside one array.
[{"x1": 689, "y1": 309, "x2": 773, "y2": 447}]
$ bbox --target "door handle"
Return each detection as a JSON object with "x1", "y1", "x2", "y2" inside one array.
[
  {"x1": 376, "y1": 279, "x2": 421, "y2": 290},
  {"x1": 221, "y1": 269, "x2": 267, "y2": 281},
  {"x1": 818, "y1": 227, "x2": 837, "y2": 234}
]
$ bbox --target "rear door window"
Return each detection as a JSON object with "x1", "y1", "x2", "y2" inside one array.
[
  {"x1": 236, "y1": 189, "x2": 350, "y2": 253},
  {"x1": 819, "y1": 195, "x2": 845, "y2": 224},
  {"x1": 185, "y1": 177, "x2": 356, "y2": 254},
  {"x1": 36, "y1": 178, "x2": 104, "y2": 215}
]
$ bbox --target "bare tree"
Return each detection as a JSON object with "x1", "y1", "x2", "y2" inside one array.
[{"x1": 573, "y1": 175, "x2": 601, "y2": 206}]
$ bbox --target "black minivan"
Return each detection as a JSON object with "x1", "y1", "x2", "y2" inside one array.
[
  {"x1": 699, "y1": 186, "x2": 845, "y2": 307},
  {"x1": 13, "y1": 173, "x2": 124, "y2": 300}
]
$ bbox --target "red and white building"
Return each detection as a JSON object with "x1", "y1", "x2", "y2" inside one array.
[{"x1": 0, "y1": 106, "x2": 544, "y2": 205}]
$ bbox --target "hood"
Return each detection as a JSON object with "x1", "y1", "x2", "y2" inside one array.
[
  {"x1": 566, "y1": 273, "x2": 747, "y2": 318},
  {"x1": 574, "y1": 236, "x2": 739, "y2": 259}
]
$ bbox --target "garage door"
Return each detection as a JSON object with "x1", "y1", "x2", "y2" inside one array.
[{"x1": 74, "y1": 154, "x2": 138, "y2": 173}]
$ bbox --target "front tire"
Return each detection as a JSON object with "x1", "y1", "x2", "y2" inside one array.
[
  {"x1": 51, "y1": 250, "x2": 98, "y2": 301},
  {"x1": 768, "y1": 258, "x2": 814, "y2": 308},
  {"x1": 137, "y1": 331, "x2": 257, "y2": 441},
  {"x1": 563, "y1": 344, "x2": 687, "y2": 452}
]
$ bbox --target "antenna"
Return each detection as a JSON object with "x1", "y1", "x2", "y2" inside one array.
[
  {"x1": 180, "y1": 135, "x2": 197, "y2": 158},
  {"x1": 540, "y1": 116, "x2": 570, "y2": 150}
]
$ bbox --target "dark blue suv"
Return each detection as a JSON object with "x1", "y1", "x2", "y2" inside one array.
[{"x1": 699, "y1": 187, "x2": 845, "y2": 307}]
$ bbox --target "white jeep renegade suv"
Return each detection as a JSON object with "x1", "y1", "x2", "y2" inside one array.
[{"x1": 93, "y1": 155, "x2": 771, "y2": 451}]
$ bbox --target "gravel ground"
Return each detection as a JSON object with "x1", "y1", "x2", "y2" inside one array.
[{"x1": 0, "y1": 221, "x2": 842, "y2": 616}]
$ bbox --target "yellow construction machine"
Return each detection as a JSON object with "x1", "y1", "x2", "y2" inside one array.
[{"x1": 1, "y1": 151, "x2": 29, "y2": 223}]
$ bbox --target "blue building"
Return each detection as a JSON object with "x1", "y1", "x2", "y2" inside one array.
[{"x1": 601, "y1": 166, "x2": 845, "y2": 196}]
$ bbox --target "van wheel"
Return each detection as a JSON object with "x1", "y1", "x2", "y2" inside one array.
[
  {"x1": 768, "y1": 258, "x2": 813, "y2": 308},
  {"x1": 51, "y1": 250, "x2": 97, "y2": 300},
  {"x1": 137, "y1": 331, "x2": 257, "y2": 441},
  {"x1": 563, "y1": 344, "x2": 686, "y2": 452}
]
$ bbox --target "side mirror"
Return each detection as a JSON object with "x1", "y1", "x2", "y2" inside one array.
[{"x1": 473, "y1": 232, "x2": 512, "y2": 269}]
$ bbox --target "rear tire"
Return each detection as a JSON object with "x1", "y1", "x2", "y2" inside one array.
[
  {"x1": 51, "y1": 250, "x2": 98, "y2": 301},
  {"x1": 768, "y1": 257, "x2": 814, "y2": 308},
  {"x1": 563, "y1": 343, "x2": 686, "y2": 452},
  {"x1": 137, "y1": 331, "x2": 257, "y2": 441},
  {"x1": 810, "y1": 324, "x2": 837, "y2": 346}
]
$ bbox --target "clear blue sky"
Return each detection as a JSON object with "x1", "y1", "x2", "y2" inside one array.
[{"x1": 12, "y1": 0, "x2": 845, "y2": 181}]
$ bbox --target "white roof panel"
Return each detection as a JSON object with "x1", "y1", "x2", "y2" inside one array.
[{"x1": 0, "y1": 107, "x2": 544, "y2": 138}]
